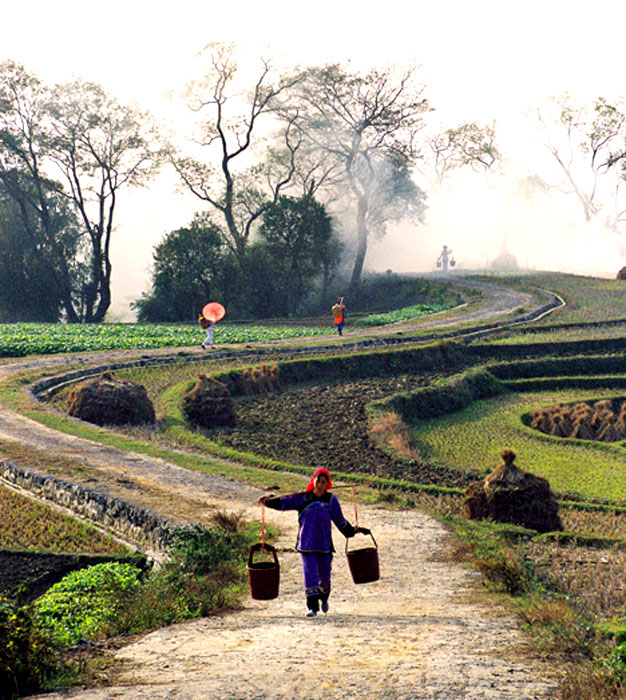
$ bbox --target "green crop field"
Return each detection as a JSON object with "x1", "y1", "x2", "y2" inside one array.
[
  {"x1": 0, "y1": 322, "x2": 333, "y2": 357},
  {"x1": 407, "y1": 387, "x2": 626, "y2": 501},
  {"x1": 352, "y1": 303, "x2": 451, "y2": 327},
  {"x1": 0, "y1": 301, "x2": 460, "y2": 358},
  {"x1": 0, "y1": 484, "x2": 127, "y2": 553}
]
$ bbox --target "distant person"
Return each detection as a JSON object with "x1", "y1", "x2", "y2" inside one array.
[
  {"x1": 331, "y1": 297, "x2": 346, "y2": 336},
  {"x1": 437, "y1": 245, "x2": 453, "y2": 272},
  {"x1": 198, "y1": 314, "x2": 215, "y2": 350}
]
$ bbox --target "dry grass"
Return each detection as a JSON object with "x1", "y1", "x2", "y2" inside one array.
[
  {"x1": 369, "y1": 410, "x2": 422, "y2": 460},
  {"x1": 557, "y1": 665, "x2": 626, "y2": 700},
  {"x1": 528, "y1": 541, "x2": 626, "y2": 621},
  {"x1": 561, "y1": 508, "x2": 626, "y2": 539}
]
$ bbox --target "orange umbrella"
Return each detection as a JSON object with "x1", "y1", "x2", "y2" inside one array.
[{"x1": 202, "y1": 302, "x2": 226, "y2": 323}]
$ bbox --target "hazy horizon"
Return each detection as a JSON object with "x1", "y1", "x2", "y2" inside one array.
[{"x1": 3, "y1": 0, "x2": 626, "y2": 319}]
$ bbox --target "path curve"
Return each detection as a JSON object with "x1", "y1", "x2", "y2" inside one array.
[{"x1": 0, "y1": 278, "x2": 561, "y2": 699}]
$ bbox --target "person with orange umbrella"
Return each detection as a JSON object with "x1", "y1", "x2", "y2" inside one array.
[{"x1": 199, "y1": 302, "x2": 225, "y2": 350}]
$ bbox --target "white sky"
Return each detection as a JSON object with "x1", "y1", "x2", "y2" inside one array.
[{"x1": 3, "y1": 0, "x2": 626, "y2": 317}]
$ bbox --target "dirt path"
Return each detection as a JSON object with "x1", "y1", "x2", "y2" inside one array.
[
  {"x1": 30, "y1": 504, "x2": 557, "y2": 700},
  {"x1": 2, "y1": 278, "x2": 562, "y2": 699}
]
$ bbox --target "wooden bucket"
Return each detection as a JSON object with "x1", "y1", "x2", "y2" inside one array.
[
  {"x1": 346, "y1": 532, "x2": 380, "y2": 584},
  {"x1": 247, "y1": 543, "x2": 280, "y2": 600}
]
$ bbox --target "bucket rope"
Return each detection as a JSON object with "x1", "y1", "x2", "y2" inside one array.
[
  {"x1": 261, "y1": 501, "x2": 266, "y2": 548},
  {"x1": 352, "y1": 485, "x2": 359, "y2": 529}
]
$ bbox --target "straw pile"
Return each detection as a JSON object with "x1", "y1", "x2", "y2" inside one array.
[
  {"x1": 530, "y1": 400, "x2": 626, "y2": 442},
  {"x1": 463, "y1": 448, "x2": 562, "y2": 533},
  {"x1": 183, "y1": 374, "x2": 236, "y2": 428},
  {"x1": 67, "y1": 371, "x2": 155, "y2": 426}
]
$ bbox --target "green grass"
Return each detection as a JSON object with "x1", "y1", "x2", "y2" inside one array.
[
  {"x1": 471, "y1": 272, "x2": 626, "y2": 325},
  {"x1": 407, "y1": 388, "x2": 626, "y2": 501},
  {"x1": 484, "y1": 323, "x2": 626, "y2": 345}
]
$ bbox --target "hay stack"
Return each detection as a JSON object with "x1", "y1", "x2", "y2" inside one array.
[
  {"x1": 183, "y1": 374, "x2": 236, "y2": 428},
  {"x1": 463, "y1": 448, "x2": 562, "y2": 533},
  {"x1": 240, "y1": 365, "x2": 281, "y2": 395},
  {"x1": 530, "y1": 399, "x2": 626, "y2": 442},
  {"x1": 67, "y1": 371, "x2": 155, "y2": 426}
]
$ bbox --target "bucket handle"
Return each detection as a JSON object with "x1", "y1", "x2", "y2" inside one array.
[
  {"x1": 248, "y1": 542, "x2": 279, "y2": 567},
  {"x1": 345, "y1": 531, "x2": 377, "y2": 554}
]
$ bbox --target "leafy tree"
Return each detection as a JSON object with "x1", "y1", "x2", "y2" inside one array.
[
  {"x1": 257, "y1": 194, "x2": 340, "y2": 314},
  {"x1": 536, "y1": 94, "x2": 626, "y2": 230},
  {"x1": 133, "y1": 213, "x2": 228, "y2": 322},
  {"x1": 0, "y1": 174, "x2": 84, "y2": 321},
  {"x1": 418, "y1": 122, "x2": 499, "y2": 188},
  {"x1": 284, "y1": 64, "x2": 430, "y2": 290},
  {"x1": 171, "y1": 43, "x2": 302, "y2": 265},
  {"x1": 0, "y1": 189, "x2": 57, "y2": 321},
  {"x1": 0, "y1": 60, "x2": 163, "y2": 322}
]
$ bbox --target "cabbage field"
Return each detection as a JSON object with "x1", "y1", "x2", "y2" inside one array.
[
  {"x1": 352, "y1": 303, "x2": 451, "y2": 327},
  {"x1": 0, "y1": 322, "x2": 331, "y2": 357},
  {"x1": 0, "y1": 302, "x2": 456, "y2": 357}
]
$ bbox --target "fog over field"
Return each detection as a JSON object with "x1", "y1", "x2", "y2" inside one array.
[{"x1": 3, "y1": 0, "x2": 626, "y2": 317}]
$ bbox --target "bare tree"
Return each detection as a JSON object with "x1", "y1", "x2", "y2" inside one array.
[
  {"x1": 536, "y1": 94, "x2": 626, "y2": 230},
  {"x1": 417, "y1": 122, "x2": 499, "y2": 189},
  {"x1": 283, "y1": 63, "x2": 430, "y2": 290},
  {"x1": 171, "y1": 43, "x2": 303, "y2": 264},
  {"x1": 45, "y1": 79, "x2": 163, "y2": 321}
]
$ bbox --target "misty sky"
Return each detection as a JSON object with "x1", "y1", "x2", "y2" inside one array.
[{"x1": 3, "y1": 0, "x2": 626, "y2": 317}]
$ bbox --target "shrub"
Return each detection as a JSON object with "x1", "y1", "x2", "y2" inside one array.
[
  {"x1": 32, "y1": 561, "x2": 142, "y2": 647},
  {"x1": 168, "y1": 523, "x2": 250, "y2": 576},
  {"x1": 114, "y1": 521, "x2": 255, "y2": 633},
  {"x1": 381, "y1": 367, "x2": 506, "y2": 423},
  {"x1": 0, "y1": 596, "x2": 61, "y2": 700}
]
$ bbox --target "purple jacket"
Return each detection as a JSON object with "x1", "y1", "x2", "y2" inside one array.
[{"x1": 266, "y1": 491, "x2": 355, "y2": 553}]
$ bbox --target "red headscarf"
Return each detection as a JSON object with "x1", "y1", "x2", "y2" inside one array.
[{"x1": 305, "y1": 467, "x2": 332, "y2": 492}]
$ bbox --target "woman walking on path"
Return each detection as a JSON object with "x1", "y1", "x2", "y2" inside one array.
[
  {"x1": 259, "y1": 468, "x2": 369, "y2": 617},
  {"x1": 198, "y1": 315, "x2": 215, "y2": 350},
  {"x1": 437, "y1": 245, "x2": 453, "y2": 272}
]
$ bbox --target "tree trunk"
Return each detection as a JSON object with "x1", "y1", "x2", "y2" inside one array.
[{"x1": 349, "y1": 197, "x2": 368, "y2": 292}]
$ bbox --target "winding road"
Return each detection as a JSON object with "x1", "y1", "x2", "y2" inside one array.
[{"x1": 0, "y1": 277, "x2": 562, "y2": 699}]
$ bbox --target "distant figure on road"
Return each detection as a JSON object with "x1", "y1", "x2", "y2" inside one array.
[
  {"x1": 198, "y1": 315, "x2": 215, "y2": 350},
  {"x1": 437, "y1": 245, "x2": 454, "y2": 273},
  {"x1": 331, "y1": 297, "x2": 346, "y2": 336}
]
